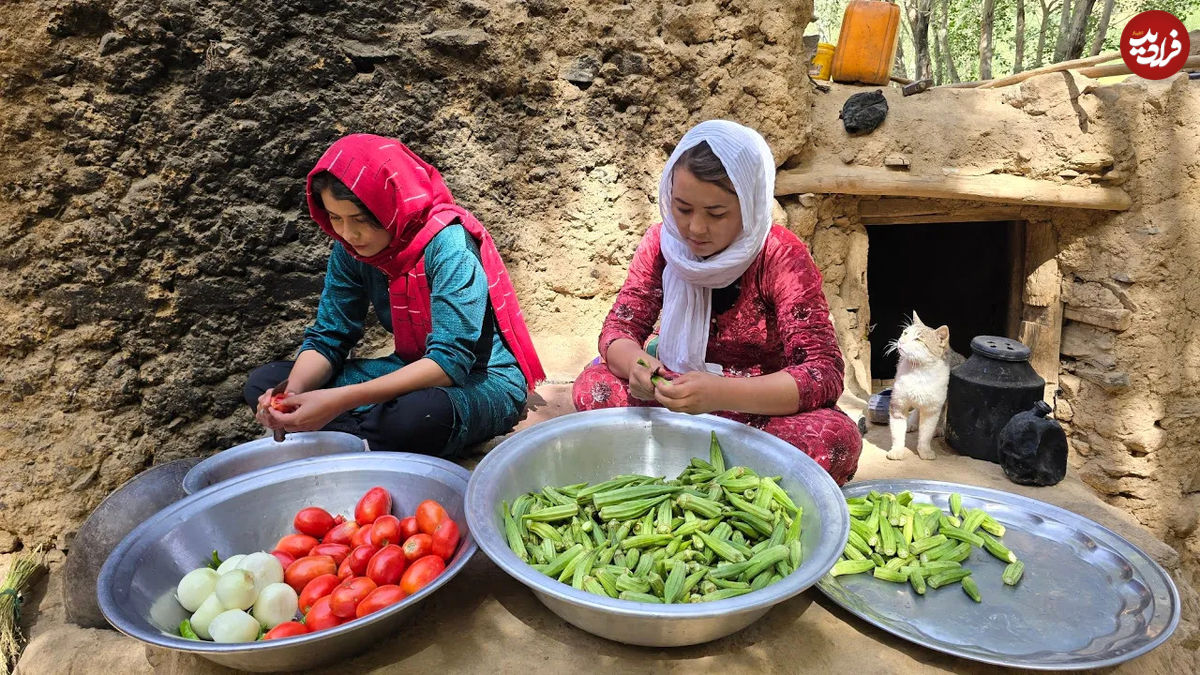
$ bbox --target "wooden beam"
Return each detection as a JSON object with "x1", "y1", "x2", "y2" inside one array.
[
  {"x1": 858, "y1": 199, "x2": 1022, "y2": 225},
  {"x1": 1019, "y1": 222, "x2": 1063, "y2": 397},
  {"x1": 776, "y1": 165, "x2": 1132, "y2": 211},
  {"x1": 977, "y1": 51, "x2": 1121, "y2": 88},
  {"x1": 1078, "y1": 54, "x2": 1200, "y2": 79}
]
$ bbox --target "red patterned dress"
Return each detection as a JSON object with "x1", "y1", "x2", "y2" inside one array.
[{"x1": 573, "y1": 224, "x2": 862, "y2": 485}]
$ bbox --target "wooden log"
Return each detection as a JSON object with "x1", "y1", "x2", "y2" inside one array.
[
  {"x1": 1063, "y1": 305, "x2": 1133, "y2": 331},
  {"x1": 1078, "y1": 55, "x2": 1200, "y2": 79},
  {"x1": 1020, "y1": 222, "x2": 1063, "y2": 392},
  {"x1": 977, "y1": 51, "x2": 1122, "y2": 88},
  {"x1": 776, "y1": 165, "x2": 1132, "y2": 211}
]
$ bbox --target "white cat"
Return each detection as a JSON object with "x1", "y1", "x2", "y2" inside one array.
[{"x1": 885, "y1": 312, "x2": 965, "y2": 461}]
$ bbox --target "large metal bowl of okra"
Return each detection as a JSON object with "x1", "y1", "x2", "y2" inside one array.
[{"x1": 465, "y1": 408, "x2": 849, "y2": 646}]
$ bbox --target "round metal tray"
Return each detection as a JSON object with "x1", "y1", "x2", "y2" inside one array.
[{"x1": 815, "y1": 479, "x2": 1180, "y2": 670}]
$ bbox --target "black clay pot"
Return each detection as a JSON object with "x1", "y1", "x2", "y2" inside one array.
[{"x1": 945, "y1": 336, "x2": 1046, "y2": 463}]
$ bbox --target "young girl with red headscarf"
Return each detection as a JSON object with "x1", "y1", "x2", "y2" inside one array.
[{"x1": 245, "y1": 134, "x2": 545, "y2": 457}]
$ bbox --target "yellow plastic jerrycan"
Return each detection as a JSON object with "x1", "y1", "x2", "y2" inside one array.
[{"x1": 831, "y1": 0, "x2": 901, "y2": 85}]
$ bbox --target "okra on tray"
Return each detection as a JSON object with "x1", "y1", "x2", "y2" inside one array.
[
  {"x1": 500, "y1": 432, "x2": 805, "y2": 604},
  {"x1": 829, "y1": 489, "x2": 1025, "y2": 604}
]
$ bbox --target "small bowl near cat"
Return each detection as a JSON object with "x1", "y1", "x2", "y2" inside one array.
[{"x1": 867, "y1": 389, "x2": 892, "y2": 425}]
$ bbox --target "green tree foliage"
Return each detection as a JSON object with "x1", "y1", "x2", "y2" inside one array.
[{"x1": 809, "y1": 0, "x2": 1199, "y2": 85}]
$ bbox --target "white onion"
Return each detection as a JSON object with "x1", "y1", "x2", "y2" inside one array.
[
  {"x1": 190, "y1": 594, "x2": 224, "y2": 640},
  {"x1": 208, "y1": 609, "x2": 261, "y2": 643},
  {"x1": 176, "y1": 568, "x2": 219, "y2": 612},
  {"x1": 214, "y1": 570, "x2": 257, "y2": 610},
  {"x1": 251, "y1": 583, "x2": 299, "y2": 629},
  {"x1": 216, "y1": 554, "x2": 246, "y2": 575},
  {"x1": 237, "y1": 552, "x2": 285, "y2": 596}
]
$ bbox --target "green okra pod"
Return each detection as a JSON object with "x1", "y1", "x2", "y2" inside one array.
[
  {"x1": 830, "y1": 559, "x2": 876, "y2": 576},
  {"x1": 979, "y1": 532, "x2": 1017, "y2": 563},
  {"x1": 523, "y1": 503, "x2": 579, "y2": 522},
  {"x1": 872, "y1": 567, "x2": 908, "y2": 583},
  {"x1": 1003, "y1": 560, "x2": 1025, "y2": 586},
  {"x1": 961, "y1": 575, "x2": 982, "y2": 602},
  {"x1": 927, "y1": 568, "x2": 972, "y2": 589}
]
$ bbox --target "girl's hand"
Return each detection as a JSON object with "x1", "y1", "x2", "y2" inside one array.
[
  {"x1": 653, "y1": 371, "x2": 726, "y2": 415},
  {"x1": 255, "y1": 387, "x2": 288, "y2": 431},
  {"x1": 273, "y1": 388, "x2": 351, "y2": 432},
  {"x1": 628, "y1": 355, "x2": 663, "y2": 401}
]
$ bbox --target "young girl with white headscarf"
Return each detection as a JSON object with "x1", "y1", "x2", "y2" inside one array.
[{"x1": 572, "y1": 120, "x2": 862, "y2": 485}]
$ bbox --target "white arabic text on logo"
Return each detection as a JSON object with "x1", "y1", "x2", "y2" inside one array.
[{"x1": 1128, "y1": 29, "x2": 1184, "y2": 68}]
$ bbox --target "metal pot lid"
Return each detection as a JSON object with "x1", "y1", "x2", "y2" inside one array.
[{"x1": 970, "y1": 335, "x2": 1032, "y2": 362}]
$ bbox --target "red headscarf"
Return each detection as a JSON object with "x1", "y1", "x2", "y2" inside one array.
[{"x1": 306, "y1": 134, "x2": 545, "y2": 390}]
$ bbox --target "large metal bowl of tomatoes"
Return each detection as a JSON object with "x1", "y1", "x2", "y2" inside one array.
[{"x1": 98, "y1": 452, "x2": 474, "y2": 672}]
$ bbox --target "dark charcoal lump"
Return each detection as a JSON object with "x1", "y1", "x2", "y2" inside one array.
[
  {"x1": 998, "y1": 401, "x2": 1068, "y2": 487},
  {"x1": 840, "y1": 89, "x2": 888, "y2": 135}
]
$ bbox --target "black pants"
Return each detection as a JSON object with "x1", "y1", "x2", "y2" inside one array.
[{"x1": 243, "y1": 361, "x2": 458, "y2": 457}]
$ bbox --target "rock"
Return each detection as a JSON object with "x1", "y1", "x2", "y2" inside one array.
[
  {"x1": 1061, "y1": 322, "x2": 1116, "y2": 358},
  {"x1": 562, "y1": 57, "x2": 597, "y2": 89},
  {"x1": 97, "y1": 32, "x2": 124, "y2": 56},
  {"x1": 1059, "y1": 169, "x2": 1081, "y2": 179},
  {"x1": 883, "y1": 154, "x2": 909, "y2": 169},
  {"x1": 1074, "y1": 367, "x2": 1130, "y2": 392},
  {"x1": 1063, "y1": 305, "x2": 1133, "y2": 332},
  {"x1": 0, "y1": 529, "x2": 17, "y2": 553},
  {"x1": 422, "y1": 29, "x2": 490, "y2": 58},
  {"x1": 1070, "y1": 151, "x2": 1115, "y2": 173},
  {"x1": 63, "y1": 458, "x2": 200, "y2": 629},
  {"x1": 771, "y1": 199, "x2": 787, "y2": 228}
]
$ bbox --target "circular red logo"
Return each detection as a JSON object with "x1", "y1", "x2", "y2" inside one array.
[{"x1": 1120, "y1": 11, "x2": 1190, "y2": 80}]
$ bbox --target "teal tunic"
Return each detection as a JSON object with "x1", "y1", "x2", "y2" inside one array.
[{"x1": 299, "y1": 225, "x2": 527, "y2": 454}]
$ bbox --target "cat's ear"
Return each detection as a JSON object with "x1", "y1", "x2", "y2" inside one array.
[
  {"x1": 912, "y1": 311, "x2": 924, "y2": 326},
  {"x1": 935, "y1": 325, "x2": 950, "y2": 344}
]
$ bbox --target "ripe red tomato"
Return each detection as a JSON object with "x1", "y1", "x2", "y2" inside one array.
[
  {"x1": 355, "y1": 487, "x2": 392, "y2": 525},
  {"x1": 370, "y1": 515, "x2": 401, "y2": 547},
  {"x1": 415, "y1": 500, "x2": 449, "y2": 535},
  {"x1": 293, "y1": 507, "x2": 337, "y2": 538},
  {"x1": 399, "y1": 516, "x2": 420, "y2": 541},
  {"x1": 263, "y1": 621, "x2": 309, "y2": 640},
  {"x1": 351, "y1": 523, "x2": 374, "y2": 549},
  {"x1": 297, "y1": 573, "x2": 340, "y2": 614},
  {"x1": 304, "y1": 595, "x2": 347, "y2": 632},
  {"x1": 400, "y1": 555, "x2": 445, "y2": 595},
  {"x1": 401, "y1": 534, "x2": 433, "y2": 562},
  {"x1": 345, "y1": 544, "x2": 378, "y2": 577},
  {"x1": 365, "y1": 545, "x2": 407, "y2": 586},
  {"x1": 431, "y1": 519, "x2": 460, "y2": 561},
  {"x1": 285, "y1": 555, "x2": 337, "y2": 594},
  {"x1": 275, "y1": 533, "x2": 319, "y2": 559},
  {"x1": 337, "y1": 556, "x2": 353, "y2": 581},
  {"x1": 271, "y1": 550, "x2": 296, "y2": 571},
  {"x1": 270, "y1": 392, "x2": 297, "y2": 413},
  {"x1": 329, "y1": 576, "x2": 378, "y2": 619},
  {"x1": 322, "y1": 520, "x2": 360, "y2": 547},
  {"x1": 355, "y1": 585, "x2": 407, "y2": 618},
  {"x1": 310, "y1": 543, "x2": 350, "y2": 566}
]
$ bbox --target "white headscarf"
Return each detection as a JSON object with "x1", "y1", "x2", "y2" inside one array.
[{"x1": 657, "y1": 120, "x2": 776, "y2": 374}]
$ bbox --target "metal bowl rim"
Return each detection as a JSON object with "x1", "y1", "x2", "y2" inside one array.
[
  {"x1": 98, "y1": 452, "x2": 475, "y2": 654},
  {"x1": 465, "y1": 408, "x2": 849, "y2": 619},
  {"x1": 181, "y1": 431, "x2": 370, "y2": 495}
]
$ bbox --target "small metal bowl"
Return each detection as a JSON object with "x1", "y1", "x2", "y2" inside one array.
[
  {"x1": 182, "y1": 431, "x2": 369, "y2": 494},
  {"x1": 99, "y1": 453, "x2": 475, "y2": 672},
  {"x1": 465, "y1": 408, "x2": 849, "y2": 647}
]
